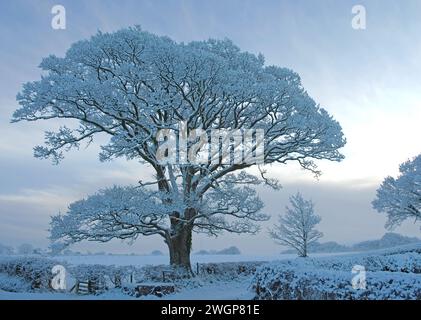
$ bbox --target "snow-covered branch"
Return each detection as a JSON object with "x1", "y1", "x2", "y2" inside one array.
[{"x1": 49, "y1": 186, "x2": 181, "y2": 248}]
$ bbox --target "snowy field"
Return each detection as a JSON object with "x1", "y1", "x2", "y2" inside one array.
[
  {"x1": 54, "y1": 254, "x2": 277, "y2": 267},
  {"x1": 0, "y1": 245, "x2": 419, "y2": 300},
  {"x1": 49, "y1": 252, "x2": 356, "y2": 267}
]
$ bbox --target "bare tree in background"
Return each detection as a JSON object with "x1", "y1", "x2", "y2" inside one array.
[{"x1": 270, "y1": 193, "x2": 323, "y2": 257}]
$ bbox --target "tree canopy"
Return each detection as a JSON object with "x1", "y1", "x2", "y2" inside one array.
[{"x1": 373, "y1": 154, "x2": 421, "y2": 230}]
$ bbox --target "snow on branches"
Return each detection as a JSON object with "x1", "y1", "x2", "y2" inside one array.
[
  {"x1": 13, "y1": 26, "x2": 345, "y2": 173},
  {"x1": 373, "y1": 154, "x2": 421, "y2": 230},
  {"x1": 49, "y1": 186, "x2": 181, "y2": 248}
]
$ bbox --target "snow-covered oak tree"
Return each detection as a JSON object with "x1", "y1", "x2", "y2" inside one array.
[
  {"x1": 270, "y1": 193, "x2": 323, "y2": 257},
  {"x1": 13, "y1": 27, "x2": 345, "y2": 271},
  {"x1": 372, "y1": 154, "x2": 421, "y2": 230}
]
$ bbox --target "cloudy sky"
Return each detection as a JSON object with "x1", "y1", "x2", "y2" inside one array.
[{"x1": 0, "y1": 0, "x2": 420, "y2": 255}]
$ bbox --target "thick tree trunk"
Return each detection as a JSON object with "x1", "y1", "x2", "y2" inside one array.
[
  {"x1": 166, "y1": 226, "x2": 193, "y2": 274},
  {"x1": 157, "y1": 168, "x2": 198, "y2": 274},
  {"x1": 302, "y1": 239, "x2": 307, "y2": 257}
]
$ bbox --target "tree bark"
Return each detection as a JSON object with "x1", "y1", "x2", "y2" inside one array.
[
  {"x1": 166, "y1": 226, "x2": 193, "y2": 274},
  {"x1": 301, "y1": 237, "x2": 308, "y2": 257}
]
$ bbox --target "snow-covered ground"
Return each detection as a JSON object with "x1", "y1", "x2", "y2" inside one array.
[
  {"x1": 0, "y1": 245, "x2": 419, "y2": 300},
  {"x1": 0, "y1": 279, "x2": 253, "y2": 300},
  {"x1": 144, "y1": 278, "x2": 254, "y2": 300}
]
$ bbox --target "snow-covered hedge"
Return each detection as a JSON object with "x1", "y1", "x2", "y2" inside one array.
[
  {"x1": 251, "y1": 245, "x2": 421, "y2": 300},
  {"x1": 301, "y1": 252, "x2": 420, "y2": 273},
  {"x1": 252, "y1": 266, "x2": 421, "y2": 300},
  {"x1": 198, "y1": 261, "x2": 265, "y2": 277},
  {"x1": 0, "y1": 257, "x2": 141, "y2": 292},
  {"x1": 0, "y1": 257, "x2": 62, "y2": 290},
  {"x1": 0, "y1": 273, "x2": 31, "y2": 292}
]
